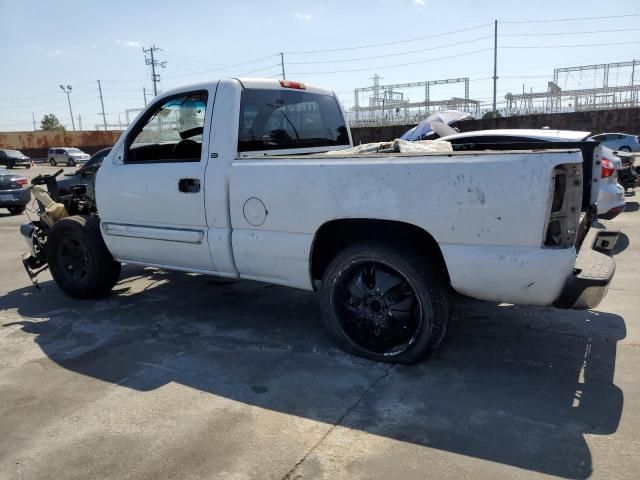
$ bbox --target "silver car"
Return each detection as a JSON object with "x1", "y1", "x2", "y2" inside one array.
[
  {"x1": 590, "y1": 133, "x2": 640, "y2": 152},
  {"x1": 48, "y1": 147, "x2": 91, "y2": 167}
]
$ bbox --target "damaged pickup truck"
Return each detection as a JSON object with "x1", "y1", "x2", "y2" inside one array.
[{"x1": 20, "y1": 78, "x2": 618, "y2": 363}]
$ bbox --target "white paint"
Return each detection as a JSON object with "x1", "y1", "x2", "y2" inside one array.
[{"x1": 97, "y1": 77, "x2": 589, "y2": 308}]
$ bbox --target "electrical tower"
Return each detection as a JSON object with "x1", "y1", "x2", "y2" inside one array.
[{"x1": 143, "y1": 45, "x2": 166, "y2": 97}]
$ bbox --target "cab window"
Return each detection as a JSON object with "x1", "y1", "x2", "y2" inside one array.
[
  {"x1": 125, "y1": 91, "x2": 208, "y2": 163},
  {"x1": 238, "y1": 89, "x2": 349, "y2": 152}
]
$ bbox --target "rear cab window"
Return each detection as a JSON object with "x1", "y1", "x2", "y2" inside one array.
[{"x1": 238, "y1": 88, "x2": 349, "y2": 154}]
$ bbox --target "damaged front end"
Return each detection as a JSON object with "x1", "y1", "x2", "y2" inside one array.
[
  {"x1": 20, "y1": 168, "x2": 97, "y2": 287},
  {"x1": 20, "y1": 220, "x2": 49, "y2": 287}
]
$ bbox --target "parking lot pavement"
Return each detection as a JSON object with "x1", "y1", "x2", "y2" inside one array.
[{"x1": 0, "y1": 166, "x2": 639, "y2": 480}]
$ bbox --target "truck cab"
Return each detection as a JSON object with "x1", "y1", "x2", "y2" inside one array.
[{"x1": 97, "y1": 79, "x2": 350, "y2": 275}]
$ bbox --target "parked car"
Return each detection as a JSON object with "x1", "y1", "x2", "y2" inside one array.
[
  {"x1": 438, "y1": 129, "x2": 626, "y2": 219},
  {"x1": 48, "y1": 147, "x2": 91, "y2": 166},
  {"x1": 20, "y1": 78, "x2": 617, "y2": 364},
  {"x1": 56, "y1": 147, "x2": 111, "y2": 197},
  {"x1": 0, "y1": 149, "x2": 31, "y2": 169},
  {"x1": 0, "y1": 168, "x2": 30, "y2": 214},
  {"x1": 590, "y1": 133, "x2": 640, "y2": 152}
]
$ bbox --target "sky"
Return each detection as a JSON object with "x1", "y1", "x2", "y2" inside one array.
[{"x1": 0, "y1": 0, "x2": 639, "y2": 131}]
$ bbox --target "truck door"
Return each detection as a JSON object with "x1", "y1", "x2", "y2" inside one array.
[{"x1": 98, "y1": 86, "x2": 217, "y2": 271}]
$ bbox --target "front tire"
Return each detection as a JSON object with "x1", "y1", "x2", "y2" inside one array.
[
  {"x1": 67, "y1": 158, "x2": 75, "y2": 166},
  {"x1": 46, "y1": 216, "x2": 121, "y2": 299},
  {"x1": 618, "y1": 146, "x2": 632, "y2": 152},
  {"x1": 7, "y1": 205, "x2": 26, "y2": 215},
  {"x1": 320, "y1": 243, "x2": 449, "y2": 364}
]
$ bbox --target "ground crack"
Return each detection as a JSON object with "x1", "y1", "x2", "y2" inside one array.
[{"x1": 280, "y1": 363, "x2": 396, "y2": 480}]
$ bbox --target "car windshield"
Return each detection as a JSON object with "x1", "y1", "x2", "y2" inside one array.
[{"x1": 67, "y1": 148, "x2": 83, "y2": 154}]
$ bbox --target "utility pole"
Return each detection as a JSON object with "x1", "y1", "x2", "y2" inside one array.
[
  {"x1": 280, "y1": 52, "x2": 286, "y2": 80},
  {"x1": 32, "y1": 112, "x2": 36, "y2": 131},
  {"x1": 143, "y1": 87, "x2": 148, "y2": 106},
  {"x1": 59, "y1": 85, "x2": 75, "y2": 131},
  {"x1": 78, "y1": 114, "x2": 82, "y2": 131},
  {"x1": 97, "y1": 80, "x2": 107, "y2": 131},
  {"x1": 492, "y1": 19, "x2": 498, "y2": 114},
  {"x1": 143, "y1": 45, "x2": 166, "y2": 96}
]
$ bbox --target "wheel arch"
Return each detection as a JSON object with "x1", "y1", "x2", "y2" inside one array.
[{"x1": 310, "y1": 218, "x2": 450, "y2": 286}]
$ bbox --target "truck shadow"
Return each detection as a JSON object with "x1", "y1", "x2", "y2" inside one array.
[{"x1": 1, "y1": 266, "x2": 625, "y2": 479}]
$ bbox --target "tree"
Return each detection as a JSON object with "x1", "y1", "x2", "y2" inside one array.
[{"x1": 40, "y1": 114, "x2": 65, "y2": 131}]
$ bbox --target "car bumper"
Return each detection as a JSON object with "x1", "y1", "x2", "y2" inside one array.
[
  {"x1": 597, "y1": 182, "x2": 625, "y2": 218},
  {"x1": 10, "y1": 159, "x2": 31, "y2": 166},
  {"x1": 0, "y1": 188, "x2": 30, "y2": 207},
  {"x1": 553, "y1": 226, "x2": 617, "y2": 310}
]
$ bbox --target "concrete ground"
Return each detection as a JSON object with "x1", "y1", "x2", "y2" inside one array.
[{"x1": 0, "y1": 166, "x2": 638, "y2": 480}]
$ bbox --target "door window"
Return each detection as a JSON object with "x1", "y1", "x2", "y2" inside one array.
[{"x1": 126, "y1": 91, "x2": 208, "y2": 163}]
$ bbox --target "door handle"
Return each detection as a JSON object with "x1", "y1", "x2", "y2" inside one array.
[{"x1": 179, "y1": 178, "x2": 200, "y2": 193}]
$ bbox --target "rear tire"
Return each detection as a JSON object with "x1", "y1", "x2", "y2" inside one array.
[
  {"x1": 46, "y1": 216, "x2": 121, "y2": 299},
  {"x1": 49, "y1": 158, "x2": 57, "y2": 166},
  {"x1": 320, "y1": 242, "x2": 449, "y2": 364},
  {"x1": 7, "y1": 205, "x2": 26, "y2": 215}
]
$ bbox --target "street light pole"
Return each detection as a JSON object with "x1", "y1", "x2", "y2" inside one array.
[{"x1": 59, "y1": 85, "x2": 76, "y2": 131}]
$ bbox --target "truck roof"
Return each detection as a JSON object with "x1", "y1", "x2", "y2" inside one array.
[{"x1": 155, "y1": 77, "x2": 336, "y2": 100}]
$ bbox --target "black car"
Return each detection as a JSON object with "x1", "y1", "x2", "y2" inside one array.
[
  {"x1": 0, "y1": 168, "x2": 30, "y2": 214},
  {"x1": 56, "y1": 147, "x2": 112, "y2": 197},
  {"x1": 0, "y1": 149, "x2": 31, "y2": 169}
]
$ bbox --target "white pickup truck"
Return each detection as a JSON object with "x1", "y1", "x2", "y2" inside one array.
[{"x1": 22, "y1": 78, "x2": 618, "y2": 363}]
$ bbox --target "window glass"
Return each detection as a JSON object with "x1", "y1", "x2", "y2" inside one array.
[
  {"x1": 238, "y1": 89, "x2": 349, "y2": 152},
  {"x1": 127, "y1": 91, "x2": 208, "y2": 163}
]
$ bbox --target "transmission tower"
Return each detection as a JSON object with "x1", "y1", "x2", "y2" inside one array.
[{"x1": 143, "y1": 45, "x2": 166, "y2": 97}]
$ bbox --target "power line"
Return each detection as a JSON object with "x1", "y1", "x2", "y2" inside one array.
[
  {"x1": 287, "y1": 35, "x2": 493, "y2": 65},
  {"x1": 284, "y1": 23, "x2": 492, "y2": 55},
  {"x1": 163, "y1": 54, "x2": 280, "y2": 80},
  {"x1": 502, "y1": 13, "x2": 639, "y2": 24},
  {"x1": 237, "y1": 64, "x2": 283, "y2": 77},
  {"x1": 289, "y1": 48, "x2": 492, "y2": 75},
  {"x1": 501, "y1": 27, "x2": 640, "y2": 36},
  {"x1": 503, "y1": 40, "x2": 640, "y2": 49}
]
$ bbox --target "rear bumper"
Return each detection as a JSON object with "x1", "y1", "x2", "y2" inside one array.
[
  {"x1": 0, "y1": 188, "x2": 30, "y2": 207},
  {"x1": 8, "y1": 159, "x2": 30, "y2": 166},
  {"x1": 553, "y1": 226, "x2": 617, "y2": 310}
]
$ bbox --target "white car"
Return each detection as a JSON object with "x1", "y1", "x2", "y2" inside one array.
[
  {"x1": 439, "y1": 129, "x2": 626, "y2": 219},
  {"x1": 590, "y1": 133, "x2": 640, "y2": 152},
  {"x1": 48, "y1": 147, "x2": 91, "y2": 167}
]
